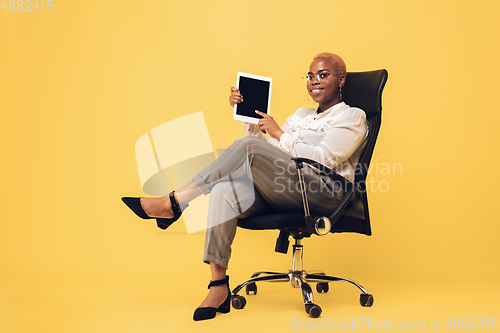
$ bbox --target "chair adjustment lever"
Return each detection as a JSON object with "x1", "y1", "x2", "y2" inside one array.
[{"x1": 275, "y1": 230, "x2": 290, "y2": 254}]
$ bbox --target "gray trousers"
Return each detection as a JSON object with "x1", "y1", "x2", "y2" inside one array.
[{"x1": 193, "y1": 136, "x2": 344, "y2": 269}]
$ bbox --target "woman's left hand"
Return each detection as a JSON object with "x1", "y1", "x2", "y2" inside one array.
[{"x1": 255, "y1": 111, "x2": 284, "y2": 140}]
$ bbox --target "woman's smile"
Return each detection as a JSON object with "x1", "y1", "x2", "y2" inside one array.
[{"x1": 310, "y1": 87, "x2": 324, "y2": 95}]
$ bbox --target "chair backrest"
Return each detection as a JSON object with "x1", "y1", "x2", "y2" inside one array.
[{"x1": 332, "y1": 69, "x2": 388, "y2": 236}]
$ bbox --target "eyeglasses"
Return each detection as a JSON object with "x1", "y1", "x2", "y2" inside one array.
[{"x1": 302, "y1": 72, "x2": 334, "y2": 84}]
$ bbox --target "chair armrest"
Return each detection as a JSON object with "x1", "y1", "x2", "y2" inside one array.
[
  {"x1": 291, "y1": 157, "x2": 355, "y2": 234},
  {"x1": 291, "y1": 157, "x2": 349, "y2": 184}
]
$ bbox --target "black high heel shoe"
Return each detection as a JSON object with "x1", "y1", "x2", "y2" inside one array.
[
  {"x1": 193, "y1": 275, "x2": 231, "y2": 321},
  {"x1": 121, "y1": 191, "x2": 187, "y2": 230}
]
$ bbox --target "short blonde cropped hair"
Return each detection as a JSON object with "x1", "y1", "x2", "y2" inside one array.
[{"x1": 313, "y1": 52, "x2": 346, "y2": 77}]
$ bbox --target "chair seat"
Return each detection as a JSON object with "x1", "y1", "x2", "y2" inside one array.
[
  {"x1": 237, "y1": 213, "x2": 369, "y2": 234},
  {"x1": 237, "y1": 213, "x2": 306, "y2": 230}
]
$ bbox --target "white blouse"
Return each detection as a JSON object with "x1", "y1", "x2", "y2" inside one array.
[{"x1": 242, "y1": 102, "x2": 368, "y2": 182}]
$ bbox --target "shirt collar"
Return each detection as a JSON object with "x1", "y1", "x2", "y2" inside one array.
[{"x1": 316, "y1": 101, "x2": 346, "y2": 117}]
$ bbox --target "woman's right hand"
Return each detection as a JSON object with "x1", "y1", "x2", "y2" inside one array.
[{"x1": 229, "y1": 87, "x2": 243, "y2": 107}]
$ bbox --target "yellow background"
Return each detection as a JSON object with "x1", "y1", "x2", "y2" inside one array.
[{"x1": 1, "y1": 0, "x2": 499, "y2": 332}]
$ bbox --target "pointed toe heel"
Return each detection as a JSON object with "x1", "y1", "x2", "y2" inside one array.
[
  {"x1": 193, "y1": 275, "x2": 231, "y2": 321},
  {"x1": 217, "y1": 304, "x2": 230, "y2": 314},
  {"x1": 193, "y1": 307, "x2": 217, "y2": 321},
  {"x1": 155, "y1": 218, "x2": 175, "y2": 230},
  {"x1": 121, "y1": 197, "x2": 152, "y2": 219},
  {"x1": 122, "y1": 191, "x2": 188, "y2": 230}
]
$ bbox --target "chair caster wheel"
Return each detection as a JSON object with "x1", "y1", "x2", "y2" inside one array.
[
  {"x1": 245, "y1": 282, "x2": 257, "y2": 295},
  {"x1": 316, "y1": 282, "x2": 329, "y2": 293},
  {"x1": 360, "y1": 293, "x2": 374, "y2": 307},
  {"x1": 231, "y1": 295, "x2": 247, "y2": 309},
  {"x1": 305, "y1": 303, "x2": 322, "y2": 318}
]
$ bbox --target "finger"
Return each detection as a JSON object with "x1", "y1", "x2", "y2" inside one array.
[
  {"x1": 230, "y1": 97, "x2": 241, "y2": 106},
  {"x1": 257, "y1": 120, "x2": 267, "y2": 134},
  {"x1": 255, "y1": 110, "x2": 269, "y2": 118},
  {"x1": 231, "y1": 87, "x2": 239, "y2": 92},
  {"x1": 231, "y1": 93, "x2": 243, "y2": 101}
]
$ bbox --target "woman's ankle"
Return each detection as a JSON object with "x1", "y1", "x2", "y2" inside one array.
[
  {"x1": 210, "y1": 262, "x2": 227, "y2": 281},
  {"x1": 175, "y1": 180, "x2": 203, "y2": 208}
]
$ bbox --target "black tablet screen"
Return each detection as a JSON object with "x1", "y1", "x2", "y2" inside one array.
[{"x1": 237, "y1": 76, "x2": 270, "y2": 120}]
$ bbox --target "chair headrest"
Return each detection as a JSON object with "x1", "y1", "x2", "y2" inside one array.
[{"x1": 343, "y1": 70, "x2": 388, "y2": 117}]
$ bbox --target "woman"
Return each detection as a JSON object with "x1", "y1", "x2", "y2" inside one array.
[{"x1": 122, "y1": 52, "x2": 368, "y2": 321}]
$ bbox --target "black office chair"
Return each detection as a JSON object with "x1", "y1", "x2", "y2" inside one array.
[{"x1": 231, "y1": 69, "x2": 388, "y2": 317}]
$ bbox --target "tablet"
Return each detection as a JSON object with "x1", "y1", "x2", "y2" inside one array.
[{"x1": 233, "y1": 72, "x2": 272, "y2": 124}]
